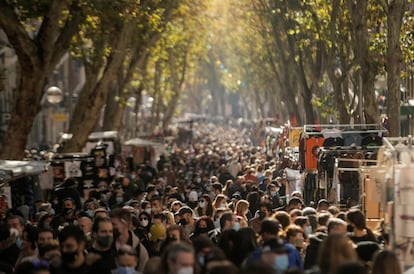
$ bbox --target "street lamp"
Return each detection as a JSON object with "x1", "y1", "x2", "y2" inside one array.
[{"x1": 46, "y1": 86, "x2": 63, "y2": 104}]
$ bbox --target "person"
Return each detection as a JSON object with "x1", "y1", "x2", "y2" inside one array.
[
  {"x1": 194, "y1": 195, "x2": 214, "y2": 218},
  {"x1": 257, "y1": 218, "x2": 303, "y2": 270},
  {"x1": 0, "y1": 223, "x2": 20, "y2": 268},
  {"x1": 284, "y1": 225, "x2": 305, "y2": 255},
  {"x1": 7, "y1": 215, "x2": 25, "y2": 238},
  {"x1": 177, "y1": 207, "x2": 196, "y2": 237},
  {"x1": 234, "y1": 199, "x2": 250, "y2": 221},
  {"x1": 371, "y1": 250, "x2": 402, "y2": 274},
  {"x1": 335, "y1": 261, "x2": 367, "y2": 274},
  {"x1": 37, "y1": 228, "x2": 55, "y2": 246},
  {"x1": 111, "y1": 245, "x2": 140, "y2": 274},
  {"x1": 160, "y1": 242, "x2": 195, "y2": 274},
  {"x1": 78, "y1": 217, "x2": 92, "y2": 246},
  {"x1": 50, "y1": 197, "x2": 78, "y2": 233},
  {"x1": 15, "y1": 224, "x2": 38, "y2": 267},
  {"x1": 326, "y1": 218, "x2": 347, "y2": 235},
  {"x1": 58, "y1": 225, "x2": 89, "y2": 274},
  {"x1": 14, "y1": 260, "x2": 50, "y2": 274},
  {"x1": 310, "y1": 234, "x2": 358, "y2": 274},
  {"x1": 346, "y1": 208, "x2": 378, "y2": 243},
  {"x1": 52, "y1": 177, "x2": 82, "y2": 214},
  {"x1": 231, "y1": 227, "x2": 258, "y2": 266},
  {"x1": 110, "y1": 208, "x2": 149, "y2": 272},
  {"x1": 135, "y1": 211, "x2": 152, "y2": 254},
  {"x1": 246, "y1": 238, "x2": 289, "y2": 274},
  {"x1": 87, "y1": 217, "x2": 117, "y2": 274},
  {"x1": 212, "y1": 194, "x2": 228, "y2": 210}
]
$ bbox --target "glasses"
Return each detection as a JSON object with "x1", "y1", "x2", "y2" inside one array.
[{"x1": 139, "y1": 218, "x2": 148, "y2": 221}]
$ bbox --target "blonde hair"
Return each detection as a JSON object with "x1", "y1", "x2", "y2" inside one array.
[
  {"x1": 213, "y1": 194, "x2": 228, "y2": 209},
  {"x1": 234, "y1": 199, "x2": 249, "y2": 216}
]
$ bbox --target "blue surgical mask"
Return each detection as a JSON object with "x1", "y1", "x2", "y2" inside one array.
[
  {"x1": 273, "y1": 254, "x2": 289, "y2": 273},
  {"x1": 233, "y1": 222, "x2": 240, "y2": 231},
  {"x1": 116, "y1": 197, "x2": 123, "y2": 204},
  {"x1": 86, "y1": 209, "x2": 94, "y2": 218},
  {"x1": 305, "y1": 226, "x2": 312, "y2": 236},
  {"x1": 199, "y1": 201, "x2": 205, "y2": 209},
  {"x1": 117, "y1": 266, "x2": 136, "y2": 274},
  {"x1": 214, "y1": 219, "x2": 221, "y2": 229},
  {"x1": 198, "y1": 255, "x2": 205, "y2": 267},
  {"x1": 16, "y1": 237, "x2": 23, "y2": 250}
]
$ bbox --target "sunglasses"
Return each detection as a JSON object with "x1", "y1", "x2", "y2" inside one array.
[
  {"x1": 200, "y1": 200, "x2": 205, "y2": 202},
  {"x1": 140, "y1": 218, "x2": 148, "y2": 221}
]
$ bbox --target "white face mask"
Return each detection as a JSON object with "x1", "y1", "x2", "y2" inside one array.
[
  {"x1": 177, "y1": 267, "x2": 193, "y2": 274},
  {"x1": 140, "y1": 219, "x2": 149, "y2": 227},
  {"x1": 145, "y1": 208, "x2": 152, "y2": 214}
]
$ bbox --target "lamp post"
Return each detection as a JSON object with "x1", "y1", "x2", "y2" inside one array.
[
  {"x1": 127, "y1": 96, "x2": 137, "y2": 138},
  {"x1": 44, "y1": 86, "x2": 63, "y2": 146}
]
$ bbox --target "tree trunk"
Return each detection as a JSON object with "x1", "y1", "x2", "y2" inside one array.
[
  {"x1": 0, "y1": 70, "x2": 47, "y2": 159},
  {"x1": 386, "y1": 0, "x2": 405, "y2": 136},
  {"x1": 63, "y1": 20, "x2": 137, "y2": 152}
]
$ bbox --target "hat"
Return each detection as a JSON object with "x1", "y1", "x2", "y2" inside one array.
[
  {"x1": 262, "y1": 239, "x2": 289, "y2": 254},
  {"x1": 177, "y1": 206, "x2": 194, "y2": 217}
]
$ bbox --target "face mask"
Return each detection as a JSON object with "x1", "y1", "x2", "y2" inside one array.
[
  {"x1": 86, "y1": 209, "x2": 94, "y2": 218},
  {"x1": 140, "y1": 219, "x2": 149, "y2": 227},
  {"x1": 97, "y1": 235, "x2": 113, "y2": 248},
  {"x1": 199, "y1": 201, "x2": 205, "y2": 209},
  {"x1": 198, "y1": 255, "x2": 205, "y2": 267},
  {"x1": 177, "y1": 266, "x2": 193, "y2": 274},
  {"x1": 16, "y1": 237, "x2": 23, "y2": 249},
  {"x1": 198, "y1": 227, "x2": 209, "y2": 234},
  {"x1": 214, "y1": 219, "x2": 221, "y2": 229},
  {"x1": 233, "y1": 222, "x2": 240, "y2": 231},
  {"x1": 305, "y1": 226, "x2": 312, "y2": 236},
  {"x1": 154, "y1": 191, "x2": 160, "y2": 196},
  {"x1": 50, "y1": 208, "x2": 56, "y2": 216},
  {"x1": 270, "y1": 191, "x2": 278, "y2": 197},
  {"x1": 273, "y1": 254, "x2": 289, "y2": 273},
  {"x1": 145, "y1": 208, "x2": 152, "y2": 215},
  {"x1": 116, "y1": 197, "x2": 123, "y2": 204},
  {"x1": 61, "y1": 250, "x2": 78, "y2": 264},
  {"x1": 113, "y1": 228, "x2": 121, "y2": 239},
  {"x1": 63, "y1": 208, "x2": 73, "y2": 215},
  {"x1": 131, "y1": 175, "x2": 136, "y2": 180},
  {"x1": 219, "y1": 204, "x2": 227, "y2": 209},
  {"x1": 197, "y1": 192, "x2": 202, "y2": 197},
  {"x1": 116, "y1": 266, "x2": 136, "y2": 274},
  {"x1": 195, "y1": 178, "x2": 201, "y2": 183}
]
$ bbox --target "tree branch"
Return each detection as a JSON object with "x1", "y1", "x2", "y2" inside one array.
[{"x1": 0, "y1": 1, "x2": 38, "y2": 69}]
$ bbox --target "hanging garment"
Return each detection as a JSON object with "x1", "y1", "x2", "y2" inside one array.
[
  {"x1": 305, "y1": 137, "x2": 325, "y2": 170},
  {"x1": 285, "y1": 168, "x2": 302, "y2": 196},
  {"x1": 289, "y1": 128, "x2": 302, "y2": 147},
  {"x1": 304, "y1": 172, "x2": 317, "y2": 205}
]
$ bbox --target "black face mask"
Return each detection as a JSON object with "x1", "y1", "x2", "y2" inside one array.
[
  {"x1": 97, "y1": 235, "x2": 113, "y2": 248},
  {"x1": 179, "y1": 218, "x2": 188, "y2": 226},
  {"x1": 113, "y1": 228, "x2": 121, "y2": 239},
  {"x1": 347, "y1": 224, "x2": 354, "y2": 233},
  {"x1": 197, "y1": 227, "x2": 209, "y2": 234},
  {"x1": 61, "y1": 250, "x2": 77, "y2": 264},
  {"x1": 63, "y1": 208, "x2": 73, "y2": 215}
]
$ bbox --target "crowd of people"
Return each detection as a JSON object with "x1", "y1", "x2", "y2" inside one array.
[{"x1": 0, "y1": 123, "x2": 404, "y2": 274}]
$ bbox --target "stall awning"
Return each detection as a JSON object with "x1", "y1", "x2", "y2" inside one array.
[
  {"x1": 0, "y1": 160, "x2": 48, "y2": 179},
  {"x1": 124, "y1": 138, "x2": 162, "y2": 147}
]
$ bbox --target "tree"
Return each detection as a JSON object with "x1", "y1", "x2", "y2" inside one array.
[{"x1": 0, "y1": 0, "x2": 83, "y2": 159}]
